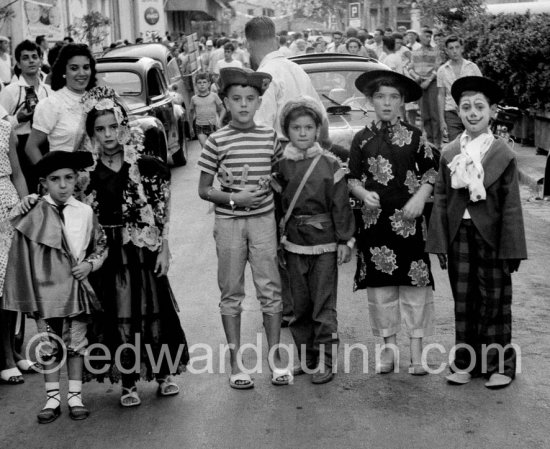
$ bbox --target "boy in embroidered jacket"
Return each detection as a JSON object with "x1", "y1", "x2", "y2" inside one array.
[
  {"x1": 2, "y1": 151, "x2": 107, "y2": 423},
  {"x1": 273, "y1": 96, "x2": 355, "y2": 384},
  {"x1": 426, "y1": 76, "x2": 527, "y2": 389}
]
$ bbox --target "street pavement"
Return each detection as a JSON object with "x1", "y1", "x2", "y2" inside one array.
[{"x1": 0, "y1": 140, "x2": 549, "y2": 449}]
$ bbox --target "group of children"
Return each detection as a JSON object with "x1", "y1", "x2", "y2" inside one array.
[
  {"x1": 0, "y1": 64, "x2": 526, "y2": 424},
  {"x1": 198, "y1": 67, "x2": 526, "y2": 390}
]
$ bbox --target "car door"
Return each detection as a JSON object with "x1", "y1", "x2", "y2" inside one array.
[{"x1": 146, "y1": 66, "x2": 178, "y2": 150}]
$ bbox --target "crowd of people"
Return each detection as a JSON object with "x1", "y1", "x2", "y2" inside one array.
[{"x1": 0, "y1": 15, "x2": 528, "y2": 426}]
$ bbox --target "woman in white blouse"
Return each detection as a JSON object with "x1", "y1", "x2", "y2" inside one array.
[{"x1": 25, "y1": 43, "x2": 96, "y2": 164}]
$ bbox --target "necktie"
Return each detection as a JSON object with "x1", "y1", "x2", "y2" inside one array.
[{"x1": 56, "y1": 204, "x2": 66, "y2": 223}]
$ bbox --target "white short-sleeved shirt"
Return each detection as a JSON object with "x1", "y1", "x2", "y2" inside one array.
[
  {"x1": 213, "y1": 58, "x2": 243, "y2": 74},
  {"x1": 32, "y1": 86, "x2": 86, "y2": 152}
]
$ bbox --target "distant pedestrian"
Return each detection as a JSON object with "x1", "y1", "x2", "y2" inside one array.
[
  {"x1": 189, "y1": 72, "x2": 224, "y2": 147},
  {"x1": 349, "y1": 70, "x2": 437, "y2": 376},
  {"x1": 2, "y1": 151, "x2": 107, "y2": 423},
  {"x1": 407, "y1": 28, "x2": 442, "y2": 148},
  {"x1": 198, "y1": 67, "x2": 291, "y2": 389},
  {"x1": 0, "y1": 36, "x2": 12, "y2": 86},
  {"x1": 213, "y1": 42, "x2": 243, "y2": 74},
  {"x1": 436, "y1": 35, "x2": 482, "y2": 142},
  {"x1": 427, "y1": 76, "x2": 527, "y2": 388},
  {"x1": 273, "y1": 96, "x2": 355, "y2": 384},
  {"x1": 326, "y1": 31, "x2": 343, "y2": 53}
]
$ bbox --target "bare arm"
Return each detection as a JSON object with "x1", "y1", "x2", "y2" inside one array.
[
  {"x1": 25, "y1": 128, "x2": 48, "y2": 164},
  {"x1": 438, "y1": 86, "x2": 447, "y2": 134},
  {"x1": 198, "y1": 171, "x2": 267, "y2": 209},
  {"x1": 8, "y1": 129, "x2": 28, "y2": 197}
]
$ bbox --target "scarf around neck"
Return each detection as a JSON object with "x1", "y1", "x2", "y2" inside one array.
[{"x1": 283, "y1": 142, "x2": 323, "y2": 161}]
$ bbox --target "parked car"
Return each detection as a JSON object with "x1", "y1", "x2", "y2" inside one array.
[
  {"x1": 289, "y1": 53, "x2": 389, "y2": 158},
  {"x1": 95, "y1": 56, "x2": 188, "y2": 166},
  {"x1": 102, "y1": 43, "x2": 194, "y2": 137}
]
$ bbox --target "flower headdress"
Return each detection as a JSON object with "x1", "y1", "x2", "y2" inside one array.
[{"x1": 82, "y1": 86, "x2": 130, "y2": 145}]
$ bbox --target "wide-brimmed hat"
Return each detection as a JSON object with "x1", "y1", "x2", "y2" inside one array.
[
  {"x1": 279, "y1": 95, "x2": 325, "y2": 139},
  {"x1": 355, "y1": 69, "x2": 422, "y2": 103},
  {"x1": 451, "y1": 76, "x2": 503, "y2": 105},
  {"x1": 219, "y1": 67, "x2": 272, "y2": 95},
  {"x1": 36, "y1": 151, "x2": 94, "y2": 178}
]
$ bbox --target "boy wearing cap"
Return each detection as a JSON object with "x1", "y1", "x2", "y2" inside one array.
[
  {"x1": 2, "y1": 151, "x2": 107, "y2": 422},
  {"x1": 427, "y1": 76, "x2": 527, "y2": 388},
  {"x1": 198, "y1": 67, "x2": 291, "y2": 389},
  {"x1": 272, "y1": 96, "x2": 355, "y2": 384}
]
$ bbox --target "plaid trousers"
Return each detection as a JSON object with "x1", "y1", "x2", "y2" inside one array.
[{"x1": 447, "y1": 219, "x2": 516, "y2": 378}]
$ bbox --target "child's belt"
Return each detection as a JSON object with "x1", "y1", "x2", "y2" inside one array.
[{"x1": 291, "y1": 213, "x2": 331, "y2": 230}]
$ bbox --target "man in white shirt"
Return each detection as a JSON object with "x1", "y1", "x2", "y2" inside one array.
[
  {"x1": 367, "y1": 28, "x2": 385, "y2": 58},
  {"x1": 327, "y1": 31, "x2": 343, "y2": 53},
  {"x1": 0, "y1": 36, "x2": 12, "y2": 86},
  {"x1": 36, "y1": 35, "x2": 49, "y2": 68},
  {"x1": 0, "y1": 39, "x2": 51, "y2": 191},
  {"x1": 437, "y1": 35, "x2": 482, "y2": 141},
  {"x1": 406, "y1": 29, "x2": 422, "y2": 51},
  {"x1": 278, "y1": 36, "x2": 292, "y2": 57}
]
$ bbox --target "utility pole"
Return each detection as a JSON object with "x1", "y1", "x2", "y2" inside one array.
[{"x1": 363, "y1": 0, "x2": 370, "y2": 30}]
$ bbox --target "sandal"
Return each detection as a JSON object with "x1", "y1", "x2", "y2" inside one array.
[
  {"x1": 37, "y1": 390, "x2": 61, "y2": 424},
  {"x1": 157, "y1": 377, "x2": 180, "y2": 397},
  {"x1": 0, "y1": 367, "x2": 24, "y2": 384},
  {"x1": 67, "y1": 392, "x2": 90, "y2": 420},
  {"x1": 120, "y1": 386, "x2": 141, "y2": 407},
  {"x1": 16, "y1": 360, "x2": 40, "y2": 374},
  {"x1": 229, "y1": 372, "x2": 254, "y2": 390},
  {"x1": 271, "y1": 368, "x2": 293, "y2": 386}
]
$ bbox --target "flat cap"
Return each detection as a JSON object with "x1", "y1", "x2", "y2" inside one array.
[{"x1": 36, "y1": 151, "x2": 94, "y2": 178}]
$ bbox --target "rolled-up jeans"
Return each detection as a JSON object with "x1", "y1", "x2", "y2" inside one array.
[{"x1": 213, "y1": 212, "x2": 282, "y2": 316}]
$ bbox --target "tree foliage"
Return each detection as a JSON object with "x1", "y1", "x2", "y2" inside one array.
[
  {"x1": 415, "y1": 0, "x2": 485, "y2": 30},
  {"x1": 460, "y1": 12, "x2": 550, "y2": 111},
  {"x1": 66, "y1": 11, "x2": 111, "y2": 49}
]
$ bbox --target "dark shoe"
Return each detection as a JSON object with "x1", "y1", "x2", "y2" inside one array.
[
  {"x1": 68, "y1": 391, "x2": 90, "y2": 420},
  {"x1": 311, "y1": 368, "x2": 334, "y2": 384},
  {"x1": 37, "y1": 405, "x2": 61, "y2": 424},
  {"x1": 280, "y1": 316, "x2": 292, "y2": 328},
  {"x1": 37, "y1": 389, "x2": 61, "y2": 424},
  {"x1": 292, "y1": 360, "x2": 318, "y2": 376}
]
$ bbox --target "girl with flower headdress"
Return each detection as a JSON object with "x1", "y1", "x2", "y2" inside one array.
[{"x1": 81, "y1": 86, "x2": 189, "y2": 407}]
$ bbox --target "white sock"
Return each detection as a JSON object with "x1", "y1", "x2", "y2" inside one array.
[
  {"x1": 67, "y1": 380, "x2": 83, "y2": 407},
  {"x1": 44, "y1": 382, "x2": 60, "y2": 410}
]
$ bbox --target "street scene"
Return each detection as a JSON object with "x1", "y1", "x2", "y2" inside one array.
[{"x1": 0, "y1": 0, "x2": 548, "y2": 448}]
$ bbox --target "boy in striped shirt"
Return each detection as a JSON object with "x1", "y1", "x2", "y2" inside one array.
[{"x1": 198, "y1": 68, "x2": 291, "y2": 389}]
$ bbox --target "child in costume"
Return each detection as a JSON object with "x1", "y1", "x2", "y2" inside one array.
[
  {"x1": 198, "y1": 67, "x2": 291, "y2": 389},
  {"x1": 81, "y1": 86, "x2": 189, "y2": 407},
  {"x1": 273, "y1": 96, "x2": 355, "y2": 384},
  {"x1": 427, "y1": 76, "x2": 527, "y2": 388},
  {"x1": 2, "y1": 150, "x2": 107, "y2": 423},
  {"x1": 348, "y1": 70, "x2": 438, "y2": 375}
]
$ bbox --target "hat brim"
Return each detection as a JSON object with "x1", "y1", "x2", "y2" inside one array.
[
  {"x1": 36, "y1": 151, "x2": 94, "y2": 178},
  {"x1": 355, "y1": 69, "x2": 422, "y2": 103},
  {"x1": 219, "y1": 67, "x2": 272, "y2": 95},
  {"x1": 451, "y1": 76, "x2": 503, "y2": 105}
]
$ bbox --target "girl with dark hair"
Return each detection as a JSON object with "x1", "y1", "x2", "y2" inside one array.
[
  {"x1": 25, "y1": 43, "x2": 96, "y2": 164},
  {"x1": 81, "y1": 87, "x2": 189, "y2": 407}
]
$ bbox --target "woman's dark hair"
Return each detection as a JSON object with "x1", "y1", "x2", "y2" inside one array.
[
  {"x1": 85, "y1": 104, "x2": 128, "y2": 138},
  {"x1": 51, "y1": 43, "x2": 96, "y2": 91},
  {"x1": 345, "y1": 37, "x2": 362, "y2": 51},
  {"x1": 365, "y1": 77, "x2": 405, "y2": 99},
  {"x1": 283, "y1": 106, "x2": 322, "y2": 137},
  {"x1": 47, "y1": 41, "x2": 65, "y2": 66},
  {"x1": 382, "y1": 36, "x2": 395, "y2": 52}
]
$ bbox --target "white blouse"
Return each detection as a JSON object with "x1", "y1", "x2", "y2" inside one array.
[{"x1": 33, "y1": 87, "x2": 86, "y2": 152}]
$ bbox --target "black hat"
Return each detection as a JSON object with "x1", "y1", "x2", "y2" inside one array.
[
  {"x1": 35, "y1": 151, "x2": 94, "y2": 178},
  {"x1": 219, "y1": 67, "x2": 272, "y2": 95},
  {"x1": 451, "y1": 76, "x2": 503, "y2": 105},
  {"x1": 355, "y1": 69, "x2": 422, "y2": 103}
]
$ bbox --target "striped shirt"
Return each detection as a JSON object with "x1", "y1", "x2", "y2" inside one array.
[{"x1": 198, "y1": 124, "x2": 282, "y2": 218}]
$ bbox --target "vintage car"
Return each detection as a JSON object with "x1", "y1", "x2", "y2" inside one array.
[
  {"x1": 102, "y1": 43, "x2": 194, "y2": 136},
  {"x1": 289, "y1": 53, "x2": 389, "y2": 157},
  {"x1": 95, "y1": 56, "x2": 188, "y2": 166}
]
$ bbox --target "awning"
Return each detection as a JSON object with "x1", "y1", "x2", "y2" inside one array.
[{"x1": 165, "y1": 0, "x2": 226, "y2": 19}]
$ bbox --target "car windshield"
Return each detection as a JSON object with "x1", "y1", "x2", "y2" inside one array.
[
  {"x1": 307, "y1": 70, "x2": 370, "y2": 111},
  {"x1": 96, "y1": 71, "x2": 142, "y2": 96}
]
